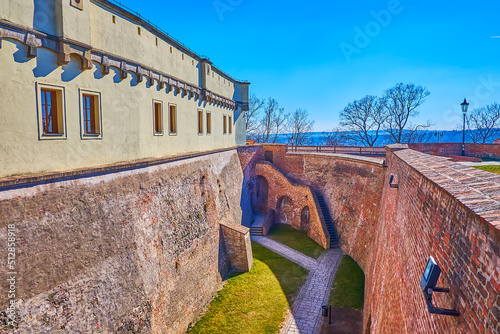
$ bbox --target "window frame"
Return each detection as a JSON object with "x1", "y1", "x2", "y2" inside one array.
[
  {"x1": 36, "y1": 83, "x2": 67, "y2": 140},
  {"x1": 79, "y1": 89, "x2": 103, "y2": 140},
  {"x1": 198, "y1": 109, "x2": 203, "y2": 135},
  {"x1": 169, "y1": 103, "x2": 177, "y2": 135},
  {"x1": 228, "y1": 115, "x2": 232, "y2": 134},
  {"x1": 153, "y1": 100, "x2": 163, "y2": 135},
  {"x1": 206, "y1": 111, "x2": 211, "y2": 135},
  {"x1": 223, "y1": 114, "x2": 227, "y2": 134}
]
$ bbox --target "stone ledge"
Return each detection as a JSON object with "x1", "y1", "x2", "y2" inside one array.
[
  {"x1": 395, "y1": 148, "x2": 500, "y2": 231},
  {"x1": 0, "y1": 146, "x2": 240, "y2": 191}
]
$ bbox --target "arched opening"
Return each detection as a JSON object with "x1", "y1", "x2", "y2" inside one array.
[
  {"x1": 276, "y1": 195, "x2": 293, "y2": 225},
  {"x1": 251, "y1": 175, "x2": 268, "y2": 215},
  {"x1": 300, "y1": 206, "x2": 310, "y2": 231}
]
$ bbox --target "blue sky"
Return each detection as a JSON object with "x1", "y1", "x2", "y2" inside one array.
[{"x1": 116, "y1": 0, "x2": 500, "y2": 131}]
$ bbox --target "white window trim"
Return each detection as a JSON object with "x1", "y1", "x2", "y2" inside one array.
[
  {"x1": 153, "y1": 99, "x2": 164, "y2": 136},
  {"x1": 168, "y1": 103, "x2": 177, "y2": 135},
  {"x1": 206, "y1": 111, "x2": 211, "y2": 135},
  {"x1": 79, "y1": 88, "x2": 103, "y2": 140},
  {"x1": 36, "y1": 82, "x2": 67, "y2": 140},
  {"x1": 198, "y1": 109, "x2": 204, "y2": 135}
]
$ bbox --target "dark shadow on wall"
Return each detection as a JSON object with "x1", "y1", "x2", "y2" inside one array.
[
  {"x1": 33, "y1": 47, "x2": 58, "y2": 77},
  {"x1": 33, "y1": 0, "x2": 61, "y2": 36},
  {"x1": 61, "y1": 56, "x2": 82, "y2": 82},
  {"x1": 93, "y1": 63, "x2": 105, "y2": 80},
  {"x1": 13, "y1": 43, "x2": 31, "y2": 64}
]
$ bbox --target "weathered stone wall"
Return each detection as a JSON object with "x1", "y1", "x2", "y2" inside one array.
[
  {"x1": 0, "y1": 149, "x2": 249, "y2": 333},
  {"x1": 364, "y1": 146, "x2": 500, "y2": 334}
]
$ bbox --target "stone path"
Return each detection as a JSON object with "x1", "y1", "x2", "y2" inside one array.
[
  {"x1": 251, "y1": 236, "x2": 344, "y2": 334},
  {"x1": 252, "y1": 236, "x2": 319, "y2": 271}
]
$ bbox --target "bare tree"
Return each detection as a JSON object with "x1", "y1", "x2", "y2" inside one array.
[
  {"x1": 287, "y1": 108, "x2": 315, "y2": 146},
  {"x1": 403, "y1": 122, "x2": 434, "y2": 143},
  {"x1": 339, "y1": 95, "x2": 387, "y2": 147},
  {"x1": 466, "y1": 103, "x2": 500, "y2": 143},
  {"x1": 254, "y1": 98, "x2": 289, "y2": 143},
  {"x1": 246, "y1": 94, "x2": 265, "y2": 135},
  {"x1": 322, "y1": 128, "x2": 348, "y2": 146},
  {"x1": 383, "y1": 83, "x2": 430, "y2": 143}
]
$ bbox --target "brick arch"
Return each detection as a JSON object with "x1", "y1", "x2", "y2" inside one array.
[
  {"x1": 250, "y1": 175, "x2": 269, "y2": 215},
  {"x1": 276, "y1": 195, "x2": 293, "y2": 225},
  {"x1": 254, "y1": 161, "x2": 327, "y2": 247},
  {"x1": 300, "y1": 206, "x2": 310, "y2": 231}
]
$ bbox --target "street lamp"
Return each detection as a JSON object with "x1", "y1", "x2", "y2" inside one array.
[{"x1": 460, "y1": 98, "x2": 469, "y2": 156}]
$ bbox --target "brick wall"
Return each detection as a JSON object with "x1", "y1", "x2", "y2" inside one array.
[
  {"x1": 254, "y1": 161, "x2": 328, "y2": 248},
  {"x1": 0, "y1": 150, "x2": 249, "y2": 333},
  {"x1": 409, "y1": 142, "x2": 500, "y2": 159},
  {"x1": 247, "y1": 144, "x2": 500, "y2": 333},
  {"x1": 364, "y1": 146, "x2": 500, "y2": 333},
  {"x1": 260, "y1": 145, "x2": 385, "y2": 269}
]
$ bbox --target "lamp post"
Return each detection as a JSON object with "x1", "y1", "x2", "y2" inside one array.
[{"x1": 460, "y1": 98, "x2": 469, "y2": 156}]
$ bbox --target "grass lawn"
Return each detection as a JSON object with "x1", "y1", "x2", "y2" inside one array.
[
  {"x1": 473, "y1": 165, "x2": 500, "y2": 175},
  {"x1": 188, "y1": 242, "x2": 309, "y2": 334},
  {"x1": 267, "y1": 223, "x2": 325, "y2": 259},
  {"x1": 328, "y1": 255, "x2": 365, "y2": 309}
]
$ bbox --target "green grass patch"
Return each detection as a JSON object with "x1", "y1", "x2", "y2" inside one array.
[
  {"x1": 267, "y1": 223, "x2": 324, "y2": 259},
  {"x1": 473, "y1": 165, "x2": 500, "y2": 175},
  {"x1": 188, "y1": 242, "x2": 309, "y2": 334},
  {"x1": 328, "y1": 255, "x2": 365, "y2": 309}
]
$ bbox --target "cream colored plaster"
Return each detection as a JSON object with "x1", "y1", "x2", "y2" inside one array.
[
  {"x1": 0, "y1": 40, "x2": 237, "y2": 177},
  {"x1": 89, "y1": 2, "x2": 200, "y2": 86},
  {"x1": 0, "y1": 0, "x2": 34, "y2": 30}
]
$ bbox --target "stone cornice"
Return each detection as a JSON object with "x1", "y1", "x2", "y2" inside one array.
[{"x1": 0, "y1": 20, "x2": 238, "y2": 110}]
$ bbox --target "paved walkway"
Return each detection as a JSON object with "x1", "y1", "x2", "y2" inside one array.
[
  {"x1": 252, "y1": 236, "x2": 319, "y2": 271},
  {"x1": 251, "y1": 236, "x2": 344, "y2": 334}
]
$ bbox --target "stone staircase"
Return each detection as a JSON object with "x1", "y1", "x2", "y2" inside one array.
[
  {"x1": 315, "y1": 194, "x2": 339, "y2": 248},
  {"x1": 250, "y1": 214, "x2": 265, "y2": 236}
]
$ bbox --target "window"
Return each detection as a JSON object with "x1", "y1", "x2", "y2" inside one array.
[
  {"x1": 37, "y1": 83, "x2": 66, "y2": 139},
  {"x1": 206, "y1": 111, "x2": 211, "y2": 134},
  {"x1": 170, "y1": 46, "x2": 172, "y2": 53},
  {"x1": 228, "y1": 116, "x2": 232, "y2": 134},
  {"x1": 41, "y1": 89, "x2": 61, "y2": 134},
  {"x1": 156, "y1": 37, "x2": 158, "y2": 46},
  {"x1": 198, "y1": 109, "x2": 203, "y2": 134},
  {"x1": 223, "y1": 115, "x2": 227, "y2": 134},
  {"x1": 138, "y1": 27, "x2": 141, "y2": 35},
  {"x1": 112, "y1": 15, "x2": 116, "y2": 23},
  {"x1": 169, "y1": 104, "x2": 177, "y2": 134},
  {"x1": 79, "y1": 90, "x2": 102, "y2": 139},
  {"x1": 153, "y1": 101, "x2": 163, "y2": 134}
]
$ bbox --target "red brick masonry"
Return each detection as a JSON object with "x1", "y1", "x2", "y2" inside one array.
[{"x1": 243, "y1": 144, "x2": 499, "y2": 333}]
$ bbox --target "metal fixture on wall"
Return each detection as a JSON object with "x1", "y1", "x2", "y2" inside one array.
[
  {"x1": 421, "y1": 256, "x2": 460, "y2": 316},
  {"x1": 389, "y1": 175, "x2": 399, "y2": 188}
]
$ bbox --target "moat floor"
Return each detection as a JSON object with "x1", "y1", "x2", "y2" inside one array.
[
  {"x1": 251, "y1": 236, "x2": 344, "y2": 334},
  {"x1": 319, "y1": 308, "x2": 363, "y2": 334}
]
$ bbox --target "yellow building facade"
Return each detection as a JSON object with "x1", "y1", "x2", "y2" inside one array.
[{"x1": 0, "y1": 0, "x2": 249, "y2": 178}]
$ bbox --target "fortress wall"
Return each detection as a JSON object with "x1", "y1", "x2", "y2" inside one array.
[
  {"x1": 259, "y1": 145, "x2": 385, "y2": 269},
  {"x1": 364, "y1": 147, "x2": 500, "y2": 333},
  {"x1": 0, "y1": 149, "x2": 248, "y2": 334},
  {"x1": 409, "y1": 142, "x2": 500, "y2": 159}
]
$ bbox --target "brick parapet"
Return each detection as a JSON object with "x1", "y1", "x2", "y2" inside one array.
[{"x1": 364, "y1": 147, "x2": 500, "y2": 333}]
